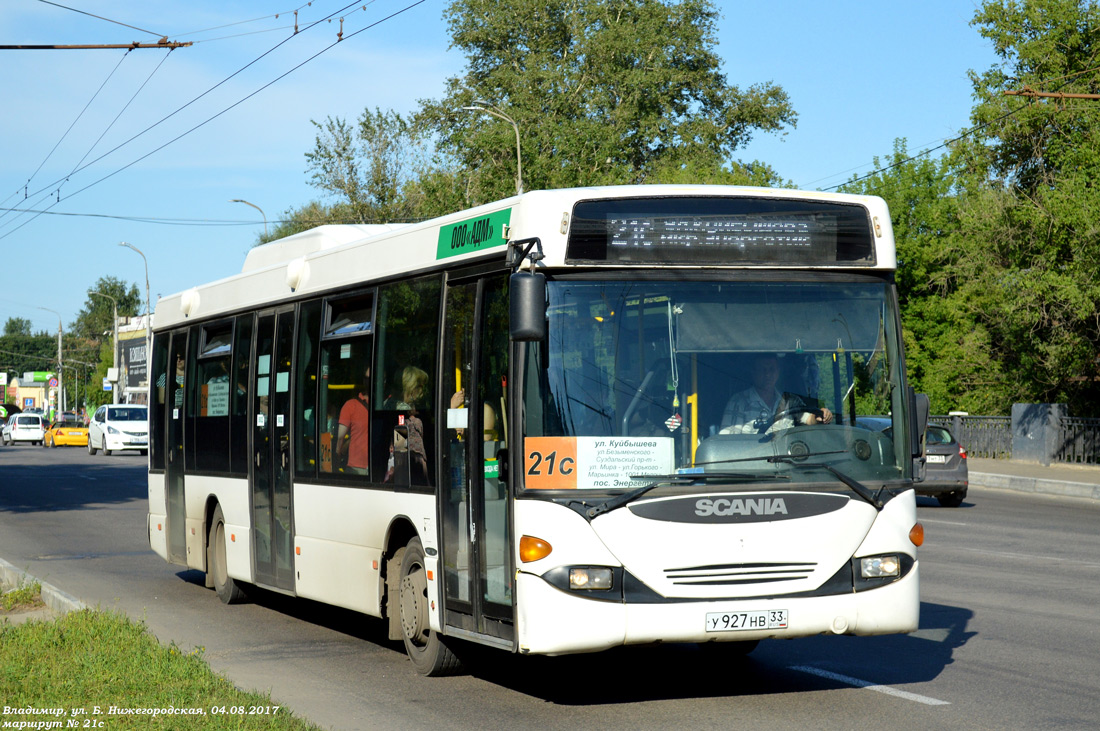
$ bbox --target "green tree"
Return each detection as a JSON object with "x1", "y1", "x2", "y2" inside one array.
[
  {"x1": 839, "y1": 141, "x2": 1004, "y2": 414},
  {"x1": 305, "y1": 108, "x2": 429, "y2": 222},
  {"x1": 416, "y1": 0, "x2": 797, "y2": 205},
  {"x1": 3, "y1": 318, "x2": 33, "y2": 337},
  {"x1": 0, "y1": 327, "x2": 56, "y2": 395},
  {"x1": 950, "y1": 0, "x2": 1100, "y2": 414},
  {"x1": 70, "y1": 277, "x2": 141, "y2": 340},
  {"x1": 65, "y1": 277, "x2": 141, "y2": 412}
]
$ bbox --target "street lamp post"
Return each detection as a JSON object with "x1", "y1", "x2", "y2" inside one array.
[
  {"x1": 37, "y1": 306, "x2": 63, "y2": 416},
  {"x1": 119, "y1": 241, "x2": 151, "y2": 403},
  {"x1": 461, "y1": 100, "x2": 524, "y2": 196},
  {"x1": 230, "y1": 199, "x2": 269, "y2": 238},
  {"x1": 90, "y1": 291, "x2": 119, "y2": 404}
]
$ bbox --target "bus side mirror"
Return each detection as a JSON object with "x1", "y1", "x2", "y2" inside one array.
[
  {"x1": 510, "y1": 270, "x2": 546, "y2": 341},
  {"x1": 910, "y1": 389, "x2": 930, "y2": 459}
]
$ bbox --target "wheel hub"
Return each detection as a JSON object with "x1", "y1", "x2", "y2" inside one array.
[{"x1": 400, "y1": 567, "x2": 428, "y2": 646}]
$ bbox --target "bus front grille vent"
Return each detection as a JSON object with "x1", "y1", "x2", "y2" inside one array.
[{"x1": 664, "y1": 562, "x2": 817, "y2": 586}]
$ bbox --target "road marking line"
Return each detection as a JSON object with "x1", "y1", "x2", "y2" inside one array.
[
  {"x1": 951, "y1": 546, "x2": 1100, "y2": 569},
  {"x1": 788, "y1": 665, "x2": 950, "y2": 706},
  {"x1": 920, "y1": 518, "x2": 968, "y2": 526}
]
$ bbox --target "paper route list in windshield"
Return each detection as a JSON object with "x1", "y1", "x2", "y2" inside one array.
[{"x1": 523, "y1": 437, "x2": 675, "y2": 490}]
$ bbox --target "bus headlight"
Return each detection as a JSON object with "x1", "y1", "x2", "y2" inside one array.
[
  {"x1": 860, "y1": 555, "x2": 900, "y2": 578},
  {"x1": 569, "y1": 567, "x2": 614, "y2": 590}
]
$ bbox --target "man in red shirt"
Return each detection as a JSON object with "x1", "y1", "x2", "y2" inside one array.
[{"x1": 336, "y1": 382, "x2": 370, "y2": 475}]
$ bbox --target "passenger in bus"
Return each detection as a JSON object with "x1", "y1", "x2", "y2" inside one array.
[
  {"x1": 384, "y1": 366, "x2": 430, "y2": 484},
  {"x1": 449, "y1": 390, "x2": 500, "y2": 443},
  {"x1": 335, "y1": 380, "x2": 370, "y2": 475},
  {"x1": 155, "y1": 353, "x2": 186, "y2": 408},
  {"x1": 383, "y1": 366, "x2": 428, "y2": 410},
  {"x1": 720, "y1": 353, "x2": 832, "y2": 434}
]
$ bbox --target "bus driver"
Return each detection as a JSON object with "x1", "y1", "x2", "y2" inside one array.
[{"x1": 720, "y1": 353, "x2": 833, "y2": 434}]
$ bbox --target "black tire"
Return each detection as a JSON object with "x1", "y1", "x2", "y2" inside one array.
[
  {"x1": 398, "y1": 536, "x2": 462, "y2": 676},
  {"x1": 208, "y1": 505, "x2": 247, "y2": 604},
  {"x1": 87, "y1": 438, "x2": 97, "y2": 456},
  {"x1": 139, "y1": 449, "x2": 148, "y2": 456},
  {"x1": 102, "y1": 444, "x2": 111, "y2": 456},
  {"x1": 937, "y1": 490, "x2": 966, "y2": 508}
]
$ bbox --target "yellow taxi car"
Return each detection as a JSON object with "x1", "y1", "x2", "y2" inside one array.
[{"x1": 44, "y1": 417, "x2": 89, "y2": 448}]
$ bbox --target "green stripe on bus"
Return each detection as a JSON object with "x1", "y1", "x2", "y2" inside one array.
[{"x1": 436, "y1": 208, "x2": 512, "y2": 260}]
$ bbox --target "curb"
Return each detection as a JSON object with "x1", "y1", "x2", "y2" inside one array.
[
  {"x1": 0, "y1": 557, "x2": 87, "y2": 615},
  {"x1": 969, "y1": 471, "x2": 1100, "y2": 502}
]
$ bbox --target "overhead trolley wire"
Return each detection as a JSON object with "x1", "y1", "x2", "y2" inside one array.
[
  {"x1": 0, "y1": 0, "x2": 374, "y2": 240},
  {"x1": 0, "y1": 48, "x2": 178, "y2": 237},
  {"x1": 819, "y1": 65, "x2": 1100, "y2": 192},
  {"x1": 0, "y1": 0, "x2": 424, "y2": 243},
  {"x1": 66, "y1": 48, "x2": 177, "y2": 179},
  {"x1": 36, "y1": 0, "x2": 166, "y2": 39},
  {"x1": 170, "y1": 2, "x2": 317, "y2": 39},
  {"x1": 0, "y1": 206, "x2": 260, "y2": 226},
  {"x1": 48, "y1": 1, "x2": 426, "y2": 204},
  {"x1": 0, "y1": 49, "x2": 132, "y2": 220},
  {"x1": 180, "y1": 3, "x2": 379, "y2": 46}
]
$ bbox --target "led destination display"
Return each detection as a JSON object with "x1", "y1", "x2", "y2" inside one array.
[{"x1": 566, "y1": 196, "x2": 876, "y2": 265}]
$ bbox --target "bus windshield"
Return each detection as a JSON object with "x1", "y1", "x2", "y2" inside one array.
[{"x1": 520, "y1": 278, "x2": 911, "y2": 492}]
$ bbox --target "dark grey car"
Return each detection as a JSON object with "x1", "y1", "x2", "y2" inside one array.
[
  {"x1": 922, "y1": 424, "x2": 968, "y2": 507},
  {"x1": 855, "y1": 418, "x2": 969, "y2": 507}
]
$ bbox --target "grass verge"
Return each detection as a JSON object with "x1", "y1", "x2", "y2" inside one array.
[
  {"x1": 0, "y1": 608, "x2": 321, "y2": 729},
  {"x1": 1, "y1": 578, "x2": 43, "y2": 611}
]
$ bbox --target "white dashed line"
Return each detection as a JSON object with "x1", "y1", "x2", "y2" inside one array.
[{"x1": 789, "y1": 665, "x2": 950, "y2": 706}]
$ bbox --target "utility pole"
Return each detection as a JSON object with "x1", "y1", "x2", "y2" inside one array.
[{"x1": 38, "y1": 307, "x2": 63, "y2": 417}]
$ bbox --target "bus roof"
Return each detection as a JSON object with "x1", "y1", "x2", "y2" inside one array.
[{"x1": 154, "y1": 185, "x2": 895, "y2": 330}]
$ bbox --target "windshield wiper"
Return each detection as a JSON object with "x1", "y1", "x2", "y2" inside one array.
[
  {"x1": 766, "y1": 455, "x2": 885, "y2": 509},
  {"x1": 583, "y1": 472, "x2": 789, "y2": 519}
]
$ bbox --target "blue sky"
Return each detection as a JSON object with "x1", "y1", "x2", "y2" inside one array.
[{"x1": 1, "y1": 1, "x2": 998, "y2": 335}]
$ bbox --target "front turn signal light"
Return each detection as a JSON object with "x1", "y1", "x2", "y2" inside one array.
[
  {"x1": 910, "y1": 522, "x2": 925, "y2": 547},
  {"x1": 519, "y1": 535, "x2": 553, "y2": 563}
]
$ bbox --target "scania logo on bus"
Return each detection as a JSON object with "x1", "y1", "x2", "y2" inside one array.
[
  {"x1": 695, "y1": 497, "x2": 788, "y2": 517},
  {"x1": 628, "y1": 492, "x2": 849, "y2": 523}
]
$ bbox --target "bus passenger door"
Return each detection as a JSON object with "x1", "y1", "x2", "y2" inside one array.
[
  {"x1": 251, "y1": 308, "x2": 296, "y2": 591},
  {"x1": 440, "y1": 274, "x2": 513, "y2": 643},
  {"x1": 165, "y1": 332, "x2": 189, "y2": 565}
]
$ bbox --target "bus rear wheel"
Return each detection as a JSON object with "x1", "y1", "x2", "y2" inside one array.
[
  {"x1": 398, "y1": 536, "x2": 462, "y2": 676},
  {"x1": 208, "y1": 505, "x2": 247, "y2": 604}
]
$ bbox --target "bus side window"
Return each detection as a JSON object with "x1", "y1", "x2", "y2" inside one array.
[
  {"x1": 295, "y1": 301, "x2": 322, "y2": 477},
  {"x1": 150, "y1": 334, "x2": 170, "y2": 471},
  {"x1": 318, "y1": 291, "x2": 375, "y2": 480},
  {"x1": 372, "y1": 276, "x2": 441, "y2": 487},
  {"x1": 230, "y1": 314, "x2": 253, "y2": 476}
]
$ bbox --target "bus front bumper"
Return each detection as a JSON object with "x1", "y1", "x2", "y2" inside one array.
[{"x1": 515, "y1": 565, "x2": 919, "y2": 656}]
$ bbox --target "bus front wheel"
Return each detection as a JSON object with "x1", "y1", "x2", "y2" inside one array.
[
  {"x1": 398, "y1": 536, "x2": 462, "y2": 676},
  {"x1": 208, "y1": 505, "x2": 247, "y2": 604}
]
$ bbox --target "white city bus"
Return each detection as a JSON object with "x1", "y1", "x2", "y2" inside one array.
[{"x1": 147, "y1": 185, "x2": 928, "y2": 675}]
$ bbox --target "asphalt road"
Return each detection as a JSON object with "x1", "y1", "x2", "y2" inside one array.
[{"x1": 2, "y1": 444, "x2": 1099, "y2": 730}]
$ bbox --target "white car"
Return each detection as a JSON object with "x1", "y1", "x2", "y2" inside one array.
[
  {"x1": 2, "y1": 413, "x2": 46, "y2": 445},
  {"x1": 87, "y1": 404, "x2": 149, "y2": 456}
]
